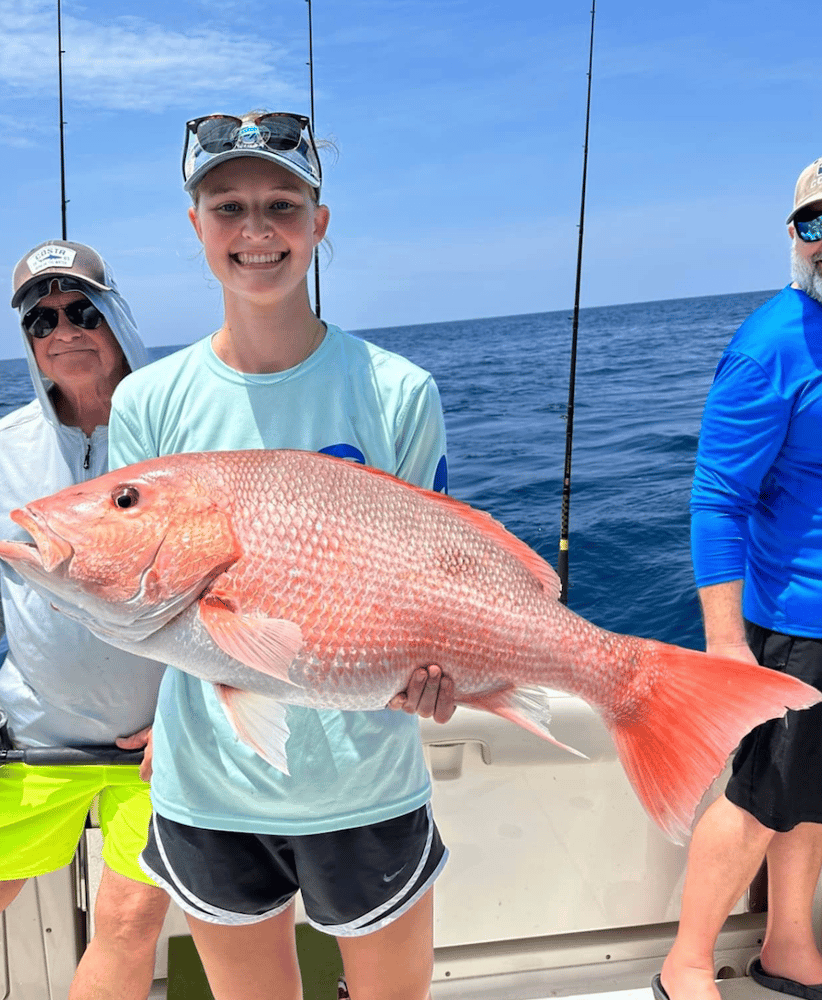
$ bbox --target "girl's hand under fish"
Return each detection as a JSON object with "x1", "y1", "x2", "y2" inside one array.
[{"x1": 389, "y1": 665, "x2": 456, "y2": 724}]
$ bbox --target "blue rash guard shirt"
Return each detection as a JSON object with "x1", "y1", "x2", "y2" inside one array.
[
  {"x1": 690, "y1": 285, "x2": 822, "y2": 636},
  {"x1": 108, "y1": 326, "x2": 449, "y2": 834}
]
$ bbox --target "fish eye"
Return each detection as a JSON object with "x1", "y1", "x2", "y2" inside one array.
[{"x1": 112, "y1": 486, "x2": 140, "y2": 510}]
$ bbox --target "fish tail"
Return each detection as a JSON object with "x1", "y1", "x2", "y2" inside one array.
[{"x1": 605, "y1": 642, "x2": 822, "y2": 843}]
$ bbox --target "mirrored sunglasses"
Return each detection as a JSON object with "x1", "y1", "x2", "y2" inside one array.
[
  {"x1": 794, "y1": 208, "x2": 822, "y2": 243},
  {"x1": 23, "y1": 298, "x2": 104, "y2": 338},
  {"x1": 182, "y1": 113, "x2": 322, "y2": 189},
  {"x1": 187, "y1": 113, "x2": 310, "y2": 154}
]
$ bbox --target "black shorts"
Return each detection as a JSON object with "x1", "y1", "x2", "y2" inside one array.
[
  {"x1": 140, "y1": 804, "x2": 448, "y2": 936},
  {"x1": 724, "y1": 621, "x2": 822, "y2": 832}
]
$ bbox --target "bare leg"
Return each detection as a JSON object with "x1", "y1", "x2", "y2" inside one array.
[
  {"x1": 336, "y1": 889, "x2": 434, "y2": 1000},
  {"x1": 69, "y1": 865, "x2": 169, "y2": 1000},
  {"x1": 186, "y1": 901, "x2": 301, "y2": 1000},
  {"x1": 759, "y1": 822, "x2": 822, "y2": 985},
  {"x1": 659, "y1": 795, "x2": 774, "y2": 1000},
  {"x1": 0, "y1": 878, "x2": 27, "y2": 911}
]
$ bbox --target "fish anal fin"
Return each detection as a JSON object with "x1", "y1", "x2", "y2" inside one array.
[
  {"x1": 199, "y1": 593, "x2": 302, "y2": 686},
  {"x1": 470, "y1": 686, "x2": 587, "y2": 759},
  {"x1": 215, "y1": 684, "x2": 290, "y2": 773}
]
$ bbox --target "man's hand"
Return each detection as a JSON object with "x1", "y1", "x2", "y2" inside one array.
[
  {"x1": 388, "y1": 665, "x2": 456, "y2": 724},
  {"x1": 116, "y1": 725, "x2": 153, "y2": 782},
  {"x1": 706, "y1": 640, "x2": 759, "y2": 665}
]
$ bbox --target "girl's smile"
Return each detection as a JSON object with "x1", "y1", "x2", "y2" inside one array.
[{"x1": 233, "y1": 251, "x2": 288, "y2": 266}]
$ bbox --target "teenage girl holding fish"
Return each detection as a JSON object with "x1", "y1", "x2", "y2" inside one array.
[{"x1": 108, "y1": 111, "x2": 454, "y2": 1000}]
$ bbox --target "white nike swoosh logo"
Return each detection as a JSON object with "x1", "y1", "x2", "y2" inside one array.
[{"x1": 383, "y1": 866, "x2": 406, "y2": 882}]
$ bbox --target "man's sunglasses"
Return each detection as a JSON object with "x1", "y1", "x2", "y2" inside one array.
[
  {"x1": 794, "y1": 207, "x2": 822, "y2": 242},
  {"x1": 22, "y1": 298, "x2": 104, "y2": 338}
]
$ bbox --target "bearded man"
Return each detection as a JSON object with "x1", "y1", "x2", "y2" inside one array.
[{"x1": 655, "y1": 160, "x2": 822, "y2": 1000}]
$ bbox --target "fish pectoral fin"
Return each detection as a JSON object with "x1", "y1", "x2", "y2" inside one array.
[
  {"x1": 199, "y1": 594, "x2": 303, "y2": 686},
  {"x1": 216, "y1": 684, "x2": 291, "y2": 774}
]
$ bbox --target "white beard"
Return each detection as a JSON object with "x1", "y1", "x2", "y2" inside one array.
[{"x1": 791, "y1": 243, "x2": 822, "y2": 304}]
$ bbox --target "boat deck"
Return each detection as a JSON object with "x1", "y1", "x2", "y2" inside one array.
[
  {"x1": 3, "y1": 705, "x2": 804, "y2": 999},
  {"x1": 431, "y1": 976, "x2": 774, "y2": 1000},
  {"x1": 139, "y1": 973, "x2": 782, "y2": 999}
]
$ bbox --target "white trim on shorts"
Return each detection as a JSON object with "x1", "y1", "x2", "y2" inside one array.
[
  {"x1": 139, "y1": 814, "x2": 295, "y2": 926},
  {"x1": 313, "y1": 803, "x2": 449, "y2": 938}
]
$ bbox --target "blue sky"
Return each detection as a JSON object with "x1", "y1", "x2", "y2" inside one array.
[{"x1": 0, "y1": 0, "x2": 813, "y2": 358}]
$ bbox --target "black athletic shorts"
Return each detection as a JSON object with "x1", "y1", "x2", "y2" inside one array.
[
  {"x1": 140, "y1": 803, "x2": 448, "y2": 936},
  {"x1": 724, "y1": 621, "x2": 822, "y2": 832}
]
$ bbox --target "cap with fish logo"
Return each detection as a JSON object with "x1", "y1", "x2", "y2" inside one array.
[{"x1": 11, "y1": 240, "x2": 112, "y2": 309}]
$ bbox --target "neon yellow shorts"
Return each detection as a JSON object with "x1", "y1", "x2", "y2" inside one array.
[{"x1": 0, "y1": 763, "x2": 156, "y2": 885}]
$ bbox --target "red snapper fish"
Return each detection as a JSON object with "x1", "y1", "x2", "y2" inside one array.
[{"x1": 0, "y1": 449, "x2": 818, "y2": 843}]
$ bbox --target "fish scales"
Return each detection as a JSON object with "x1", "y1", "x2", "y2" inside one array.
[{"x1": 215, "y1": 451, "x2": 557, "y2": 697}]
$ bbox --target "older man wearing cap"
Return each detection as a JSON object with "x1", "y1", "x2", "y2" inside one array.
[
  {"x1": 0, "y1": 240, "x2": 169, "y2": 999},
  {"x1": 654, "y1": 160, "x2": 822, "y2": 1000}
]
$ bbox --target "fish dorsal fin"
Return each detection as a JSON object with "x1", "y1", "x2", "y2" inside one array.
[{"x1": 356, "y1": 464, "x2": 562, "y2": 600}]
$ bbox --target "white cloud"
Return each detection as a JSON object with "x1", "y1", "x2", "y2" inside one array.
[
  {"x1": 0, "y1": 112, "x2": 41, "y2": 148},
  {"x1": 0, "y1": 0, "x2": 304, "y2": 112}
]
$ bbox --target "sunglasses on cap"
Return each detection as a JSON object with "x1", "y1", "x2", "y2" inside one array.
[
  {"x1": 182, "y1": 113, "x2": 322, "y2": 191},
  {"x1": 187, "y1": 113, "x2": 312, "y2": 153},
  {"x1": 19, "y1": 274, "x2": 94, "y2": 307},
  {"x1": 794, "y1": 207, "x2": 822, "y2": 243},
  {"x1": 23, "y1": 298, "x2": 104, "y2": 339}
]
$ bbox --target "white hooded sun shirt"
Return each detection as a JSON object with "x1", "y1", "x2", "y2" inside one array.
[{"x1": 0, "y1": 268, "x2": 166, "y2": 748}]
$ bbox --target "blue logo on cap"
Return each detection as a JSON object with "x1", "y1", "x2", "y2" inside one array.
[{"x1": 236, "y1": 124, "x2": 265, "y2": 148}]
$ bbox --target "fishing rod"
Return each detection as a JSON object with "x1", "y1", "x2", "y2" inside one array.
[
  {"x1": 558, "y1": 0, "x2": 596, "y2": 606},
  {"x1": 306, "y1": 0, "x2": 321, "y2": 318},
  {"x1": 57, "y1": 0, "x2": 68, "y2": 238},
  {"x1": 0, "y1": 747, "x2": 144, "y2": 766},
  {"x1": 0, "y1": 710, "x2": 143, "y2": 766}
]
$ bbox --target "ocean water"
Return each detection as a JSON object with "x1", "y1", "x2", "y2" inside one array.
[{"x1": 0, "y1": 289, "x2": 777, "y2": 651}]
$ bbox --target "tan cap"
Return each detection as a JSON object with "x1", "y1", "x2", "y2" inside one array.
[
  {"x1": 11, "y1": 240, "x2": 112, "y2": 308},
  {"x1": 787, "y1": 158, "x2": 822, "y2": 224}
]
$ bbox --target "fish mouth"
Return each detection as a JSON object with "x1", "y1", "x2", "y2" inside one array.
[{"x1": 0, "y1": 509, "x2": 74, "y2": 573}]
